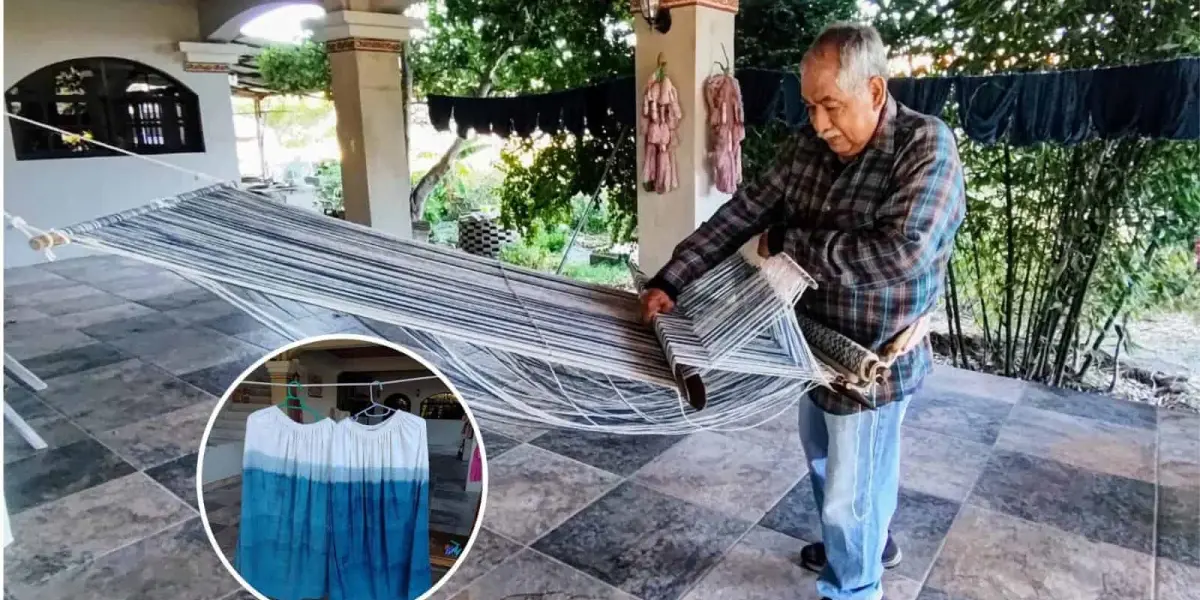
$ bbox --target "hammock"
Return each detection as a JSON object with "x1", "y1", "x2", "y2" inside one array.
[{"x1": 23, "y1": 183, "x2": 831, "y2": 434}]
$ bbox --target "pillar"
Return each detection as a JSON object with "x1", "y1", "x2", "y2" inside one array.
[
  {"x1": 633, "y1": 0, "x2": 738, "y2": 276},
  {"x1": 318, "y1": 2, "x2": 423, "y2": 238},
  {"x1": 265, "y1": 359, "x2": 299, "y2": 421}
]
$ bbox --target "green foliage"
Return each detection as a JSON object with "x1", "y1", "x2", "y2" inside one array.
[
  {"x1": 881, "y1": 0, "x2": 1200, "y2": 382},
  {"x1": 561, "y1": 262, "x2": 634, "y2": 288},
  {"x1": 257, "y1": 41, "x2": 331, "y2": 97},
  {"x1": 311, "y1": 160, "x2": 343, "y2": 212},
  {"x1": 418, "y1": 155, "x2": 503, "y2": 224},
  {"x1": 497, "y1": 122, "x2": 637, "y2": 242},
  {"x1": 260, "y1": 96, "x2": 335, "y2": 150},
  {"x1": 496, "y1": 0, "x2": 853, "y2": 240}
]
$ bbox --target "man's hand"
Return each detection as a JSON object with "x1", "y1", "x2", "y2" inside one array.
[
  {"x1": 757, "y1": 231, "x2": 772, "y2": 258},
  {"x1": 640, "y1": 288, "x2": 675, "y2": 324}
]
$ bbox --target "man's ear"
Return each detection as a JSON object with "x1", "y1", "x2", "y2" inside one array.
[{"x1": 870, "y1": 76, "x2": 887, "y2": 110}]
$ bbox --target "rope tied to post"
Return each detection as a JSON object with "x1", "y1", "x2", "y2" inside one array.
[{"x1": 4, "y1": 212, "x2": 67, "y2": 261}]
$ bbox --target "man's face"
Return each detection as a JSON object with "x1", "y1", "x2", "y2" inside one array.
[{"x1": 800, "y1": 49, "x2": 886, "y2": 159}]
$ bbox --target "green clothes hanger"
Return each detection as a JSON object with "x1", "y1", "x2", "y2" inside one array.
[{"x1": 279, "y1": 378, "x2": 326, "y2": 422}]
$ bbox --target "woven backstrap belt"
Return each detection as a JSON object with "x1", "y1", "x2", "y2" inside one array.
[{"x1": 797, "y1": 313, "x2": 932, "y2": 408}]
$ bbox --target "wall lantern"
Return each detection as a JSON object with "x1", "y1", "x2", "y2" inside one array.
[{"x1": 639, "y1": 0, "x2": 672, "y2": 34}]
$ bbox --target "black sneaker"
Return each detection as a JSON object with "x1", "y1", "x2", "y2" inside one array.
[{"x1": 799, "y1": 532, "x2": 902, "y2": 573}]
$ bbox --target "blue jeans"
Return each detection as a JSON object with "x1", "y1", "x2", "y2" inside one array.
[{"x1": 797, "y1": 394, "x2": 909, "y2": 600}]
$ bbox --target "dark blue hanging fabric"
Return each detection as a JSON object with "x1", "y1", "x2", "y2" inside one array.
[
  {"x1": 776, "y1": 71, "x2": 807, "y2": 128},
  {"x1": 1089, "y1": 58, "x2": 1200, "y2": 140},
  {"x1": 956, "y1": 74, "x2": 1021, "y2": 144},
  {"x1": 888, "y1": 76, "x2": 954, "y2": 117},
  {"x1": 427, "y1": 95, "x2": 453, "y2": 132},
  {"x1": 734, "y1": 68, "x2": 786, "y2": 126},
  {"x1": 1009, "y1": 69, "x2": 1094, "y2": 146},
  {"x1": 559, "y1": 87, "x2": 587, "y2": 136},
  {"x1": 535, "y1": 91, "x2": 566, "y2": 135},
  {"x1": 605, "y1": 76, "x2": 637, "y2": 127}
]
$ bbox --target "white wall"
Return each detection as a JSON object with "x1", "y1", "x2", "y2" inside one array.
[{"x1": 3, "y1": 0, "x2": 241, "y2": 267}]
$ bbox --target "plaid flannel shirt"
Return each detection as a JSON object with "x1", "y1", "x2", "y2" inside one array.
[{"x1": 647, "y1": 98, "x2": 966, "y2": 415}]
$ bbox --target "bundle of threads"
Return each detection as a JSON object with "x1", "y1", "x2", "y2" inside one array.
[
  {"x1": 704, "y1": 69, "x2": 745, "y2": 194},
  {"x1": 640, "y1": 60, "x2": 682, "y2": 194}
]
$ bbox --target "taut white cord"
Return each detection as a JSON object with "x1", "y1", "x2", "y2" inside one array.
[{"x1": 4, "y1": 211, "x2": 62, "y2": 261}]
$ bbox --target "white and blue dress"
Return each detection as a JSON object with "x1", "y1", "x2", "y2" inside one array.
[{"x1": 234, "y1": 406, "x2": 432, "y2": 600}]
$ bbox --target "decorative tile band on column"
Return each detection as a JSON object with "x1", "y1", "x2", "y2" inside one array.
[
  {"x1": 325, "y1": 38, "x2": 404, "y2": 54},
  {"x1": 628, "y1": 0, "x2": 738, "y2": 13},
  {"x1": 183, "y1": 62, "x2": 231, "y2": 74}
]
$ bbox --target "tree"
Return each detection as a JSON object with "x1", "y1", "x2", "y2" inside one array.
[
  {"x1": 877, "y1": 0, "x2": 1200, "y2": 384},
  {"x1": 498, "y1": 0, "x2": 857, "y2": 242},
  {"x1": 257, "y1": 0, "x2": 634, "y2": 222}
]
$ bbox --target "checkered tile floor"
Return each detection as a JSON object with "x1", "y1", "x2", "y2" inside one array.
[{"x1": 3, "y1": 256, "x2": 1197, "y2": 600}]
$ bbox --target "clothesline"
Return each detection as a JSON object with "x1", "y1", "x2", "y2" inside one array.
[
  {"x1": 240, "y1": 375, "x2": 442, "y2": 388},
  {"x1": 426, "y1": 57, "x2": 1200, "y2": 145}
]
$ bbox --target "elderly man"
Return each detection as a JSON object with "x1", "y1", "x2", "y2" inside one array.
[{"x1": 640, "y1": 22, "x2": 966, "y2": 600}]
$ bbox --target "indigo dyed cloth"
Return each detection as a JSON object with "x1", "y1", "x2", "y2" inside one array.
[
  {"x1": 235, "y1": 408, "x2": 337, "y2": 600},
  {"x1": 329, "y1": 413, "x2": 432, "y2": 600}
]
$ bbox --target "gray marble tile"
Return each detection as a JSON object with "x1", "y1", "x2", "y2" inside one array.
[
  {"x1": 921, "y1": 365, "x2": 1025, "y2": 403},
  {"x1": 634, "y1": 430, "x2": 803, "y2": 521},
  {"x1": 479, "y1": 419, "x2": 547, "y2": 443},
  {"x1": 2, "y1": 388, "x2": 88, "y2": 464},
  {"x1": 481, "y1": 444, "x2": 619, "y2": 543},
  {"x1": 4, "y1": 265, "x2": 70, "y2": 286},
  {"x1": 95, "y1": 400, "x2": 216, "y2": 469},
  {"x1": 925, "y1": 505, "x2": 1152, "y2": 600},
  {"x1": 533, "y1": 481, "x2": 750, "y2": 599},
  {"x1": 1019, "y1": 383, "x2": 1156, "y2": 430},
  {"x1": 5, "y1": 279, "x2": 96, "y2": 308},
  {"x1": 146, "y1": 452, "x2": 200, "y2": 509},
  {"x1": 47, "y1": 261, "x2": 163, "y2": 285},
  {"x1": 531, "y1": 429, "x2": 683, "y2": 476},
  {"x1": 135, "y1": 288, "x2": 219, "y2": 312},
  {"x1": 1157, "y1": 557, "x2": 1200, "y2": 600},
  {"x1": 887, "y1": 487, "x2": 962, "y2": 582},
  {"x1": 450, "y1": 548, "x2": 637, "y2": 600},
  {"x1": 758, "y1": 473, "x2": 823, "y2": 544},
  {"x1": 682, "y1": 526, "x2": 922, "y2": 600},
  {"x1": 995, "y1": 404, "x2": 1155, "y2": 482},
  {"x1": 179, "y1": 358, "x2": 261, "y2": 397},
  {"x1": 163, "y1": 299, "x2": 242, "y2": 325},
  {"x1": 1158, "y1": 484, "x2": 1200, "y2": 567},
  {"x1": 21, "y1": 343, "x2": 128, "y2": 380},
  {"x1": 915, "y1": 588, "x2": 956, "y2": 600},
  {"x1": 905, "y1": 390, "x2": 1014, "y2": 445},
  {"x1": 901, "y1": 426, "x2": 991, "y2": 502},
  {"x1": 16, "y1": 518, "x2": 238, "y2": 600},
  {"x1": 758, "y1": 477, "x2": 960, "y2": 582},
  {"x1": 716, "y1": 402, "x2": 807, "y2": 463},
  {"x1": 105, "y1": 326, "x2": 262, "y2": 375},
  {"x1": 51, "y1": 302, "x2": 158, "y2": 331},
  {"x1": 3, "y1": 324, "x2": 95, "y2": 361},
  {"x1": 4, "y1": 438, "x2": 136, "y2": 514},
  {"x1": 681, "y1": 525, "x2": 819, "y2": 600},
  {"x1": 3, "y1": 306, "x2": 48, "y2": 324},
  {"x1": 36, "y1": 290, "x2": 128, "y2": 317},
  {"x1": 38, "y1": 359, "x2": 214, "y2": 434},
  {"x1": 79, "y1": 312, "x2": 182, "y2": 343},
  {"x1": 4, "y1": 473, "x2": 194, "y2": 591},
  {"x1": 429, "y1": 528, "x2": 523, "y2": 597},
  {"x1": 198, "y1": 312, "x2": 267, "y2": 336},
  {"x1": 89, "y1": 273, "x2": 193, "y2": 300},
  {"x1": 479, "y1": 431, "x2": 520, "y2": 459},
  {"x1": 234, "y1": 326, "x2": 293, "y2": 351},
  {"x1": 1159, "y1": 409, "x2": 1200, "y2": 490},
  {"x1": 968, "y1": 449, "x2": 1155, "y2": 554}
]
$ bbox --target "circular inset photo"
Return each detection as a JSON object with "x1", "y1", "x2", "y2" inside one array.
[{"x1": 197, "y1": 334, "x2": 487, "y2": 600}]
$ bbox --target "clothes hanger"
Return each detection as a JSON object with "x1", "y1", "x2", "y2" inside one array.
[
  {"x1": 278, "y1": 378, "x2": 325, "y2": 422},
  {"x1": 353, "y1": 381, "x2": 395, "y2": 423}
]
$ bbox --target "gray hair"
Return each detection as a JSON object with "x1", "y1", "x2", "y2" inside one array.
[{"x1": 802, "y1": 22, "x2": 890, "y2": 93}]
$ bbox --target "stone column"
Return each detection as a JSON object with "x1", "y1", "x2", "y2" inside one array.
[
  {"x1": 317, "y1": 2, "x2": 422, "y2": 238},
  {"x1": 265, "y1": 359, "x2": 298, "y2": 422},
  {"x1": 633, "y1": 0, "x2": 738, "y2": 276}
]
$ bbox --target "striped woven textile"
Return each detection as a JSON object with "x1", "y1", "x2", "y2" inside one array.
[{"x1": 41, "y1": 183, "x2": 828, "y2": 433}]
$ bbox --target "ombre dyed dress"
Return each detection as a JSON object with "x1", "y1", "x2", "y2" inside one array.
[
  {"x1": 329, "y1": 412, "x2": 432, "y2": 600},
  {"x1": 235, "y1": 407, "x2": 336, "y2": 600}
]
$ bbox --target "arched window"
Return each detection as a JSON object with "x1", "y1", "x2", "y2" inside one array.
[{"x1": 6, "y1": 57, "x2": 205, "y2": 160}]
